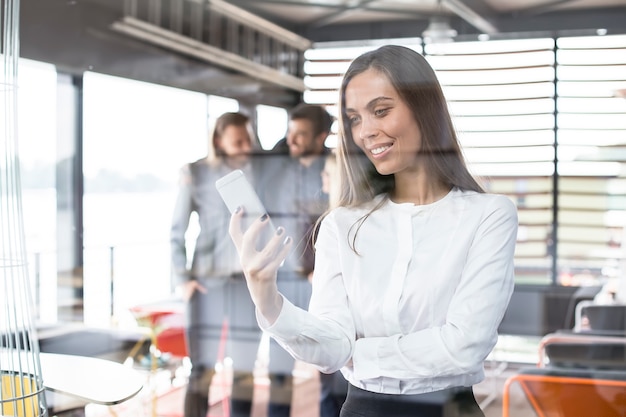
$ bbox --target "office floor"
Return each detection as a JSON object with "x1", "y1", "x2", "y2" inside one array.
[
  {"x1": 83, "y1": 336, "x2": 542, "y2": 417},
  {"x1": 83, "y1": 365, "x2": 539, "y2": 417}
]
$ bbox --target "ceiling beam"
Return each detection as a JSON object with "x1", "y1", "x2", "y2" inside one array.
[
  {"x1": 515, "y1": 0, "x2": 579, "y2": 17},
  {"x1": 442, "y1": 0, "x2": 499, "y2": 34},
  {"x1": 308, "y1": 0, "x2": 397, "y2": 28},
  {"x1": 111, "y1": 16, "x2": 307, "y2": 92},
  {"x1": 204, "y1": 0, "x2": 311, "y2": 50},
  {"x1": 229, "y1": 0, "x2": 431, "y2": 27}
]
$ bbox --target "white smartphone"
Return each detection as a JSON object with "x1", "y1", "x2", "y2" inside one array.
[{"x1": 215, "y1": 169, "x2": 276, "y2": 248}]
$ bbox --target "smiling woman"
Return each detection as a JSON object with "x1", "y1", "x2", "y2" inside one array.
[
  {"x1": 227, "y1": 45, "x2": 518, "y2": 417},
  {"x1": 337, "y1": 45, "x2": 485, "y2": 208},
  {"x1": 344, "y1": 71, "x2": 425, "y2": 180}
]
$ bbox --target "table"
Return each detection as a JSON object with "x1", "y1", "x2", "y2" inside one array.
[
  {"x1": 40, "y1": 352, "x2": 144, "y2": 405},
  {"x1": 2, "y1": 350, "x2": 144, "y2": 416}
]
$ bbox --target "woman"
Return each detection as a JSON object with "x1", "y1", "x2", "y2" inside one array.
[
  {"x1": 170, "y1": 111, "x2": 262, "y2": 417},
  {"x1": 228, "y1": 45, "x2": 518, "y2": 416}
]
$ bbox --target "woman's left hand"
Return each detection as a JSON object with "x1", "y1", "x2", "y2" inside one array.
[{"x1": 228, "y1": 207, "x2": 292, "y2": 324}]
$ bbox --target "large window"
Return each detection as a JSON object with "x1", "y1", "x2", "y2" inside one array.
[
  {"x1": 17, "y1": 62, "x2": 292, "y2": 325},
  {"x1": 82, "y1": 73, "x2": 209, "y2": 326},
  {"x1": 304, "y1": 34, "x2": 626, "y2": 287},
  {"x1": 427, "y1": 38, "x2": 557, "y2": 285},
  {"x1": 17, "y1": 59, "x2": 58, "y2": 321},
  {"x1": 555, "y1": 35, "x2": 626, "y2": 286}
]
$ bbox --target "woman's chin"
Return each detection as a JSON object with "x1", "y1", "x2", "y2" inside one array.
[{"x1": 373, "y1": 164, "x2": 394, "y2": 176}]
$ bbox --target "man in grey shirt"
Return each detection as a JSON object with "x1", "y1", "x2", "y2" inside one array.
[{"x1": 257, "y1": 103, "x2": 345, "y2": 417}]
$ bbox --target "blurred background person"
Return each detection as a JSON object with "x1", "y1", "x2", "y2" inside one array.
[
  {"x1": 170, "y1": 111, "x2": 263, "y2": 417},
  {"x1": 256, "y1": 103, "x2": 334, "y2": 416},
  {"x1": 321, "y1": 150, "x2": 340, "y2": 209},
  {"x1": 317, "y1": 150, "x2": 348, "y2": 417}
]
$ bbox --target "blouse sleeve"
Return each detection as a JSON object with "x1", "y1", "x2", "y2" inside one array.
[
  {"x1": 352, "y1": 196, "x2": 518, "y2": 381},
  {"x1": 257, "y1": 212, "x2": 355, "y2": 373}
]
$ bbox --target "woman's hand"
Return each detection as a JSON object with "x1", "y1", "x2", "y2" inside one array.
[
  {"x1": 179, "y1": 280, "x2": 207, "y2": 302},
  {"x1": 229, "y1": 207, "x2": 292, "y2": 324}
]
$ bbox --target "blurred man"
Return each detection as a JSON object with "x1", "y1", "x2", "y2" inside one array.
[{"x1": 257, "y1": 103, "x2": 342, "y2": 417}]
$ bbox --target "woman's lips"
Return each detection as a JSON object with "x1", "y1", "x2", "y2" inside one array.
[{"x1": 369, "y1": 143, "x2": 392, "y2": 158}]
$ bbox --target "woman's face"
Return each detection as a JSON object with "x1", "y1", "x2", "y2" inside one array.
[
  {"x1": 344, "y1": 68, "x2": 422, "y2": 177},
  {"x1": 216, "y1": 124, "x2": 252, "y2": 165}
]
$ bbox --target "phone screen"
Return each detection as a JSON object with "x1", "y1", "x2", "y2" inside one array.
[{"x1": 215, "y1": 169, "x2": 275, "y2": 248}]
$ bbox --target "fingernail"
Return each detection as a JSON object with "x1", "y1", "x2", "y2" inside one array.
[
  {"x1": 283, "y1": 236, "x2": 292, "y2": 245},
  {"x1": 260, "y1": 213, "x2": 268, "y2": 222},
  {"x1": 234, "y1": 206, "x2": 242, "y2": 213},
  {"x1": 276, "y1": 227, "x2": 284, "y2": 236}
]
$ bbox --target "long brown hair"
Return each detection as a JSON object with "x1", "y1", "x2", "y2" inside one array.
[
  {"x1": 336, "y1": 45, "x2": 484, "y2": 209},
  {"x1": 318, "y1": 45, "x2": 484, "y2": 252}
]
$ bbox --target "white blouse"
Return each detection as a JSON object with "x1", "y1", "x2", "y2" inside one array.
[{"x1": 258, "y1": 188, "x2": 518, "y2": 395}]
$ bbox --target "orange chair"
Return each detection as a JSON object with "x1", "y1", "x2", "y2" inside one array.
[
  {"x1": 502, "y1": 367, "x2": 626, "y2": 417},
  {"x1": 502, "y1": 332, "x2": 626, "y2": 417},
  {"x1": 503, "y1": 332, "x2": 626, "y2": 417}
]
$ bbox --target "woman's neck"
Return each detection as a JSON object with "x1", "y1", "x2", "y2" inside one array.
[
  {"x1": 391, "y1": 171, "x2": 450, "y2": 206},
  {"x1": 223, "y1": 155, "x2": 250, "y2": 170}
]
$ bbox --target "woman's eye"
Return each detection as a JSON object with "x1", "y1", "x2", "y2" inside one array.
[
  {"x1": 374, "y1": 108, "x2": 389, "y2": 116},
  {"x1": 348, "y1": 116, "x2": 360, "y2": 125}
]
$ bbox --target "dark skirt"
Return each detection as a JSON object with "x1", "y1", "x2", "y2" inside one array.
[{"x1": 339, "y1": 384, "x2": 485, "y2": 417}]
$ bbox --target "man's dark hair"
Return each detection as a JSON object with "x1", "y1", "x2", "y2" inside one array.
[{"x1": 289, "y1": 103, "x2": 333, "y2": 138}]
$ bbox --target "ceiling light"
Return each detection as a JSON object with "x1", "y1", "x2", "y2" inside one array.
[{"x1": 422, "y1": 17, "x2": 457, "y2": 44}]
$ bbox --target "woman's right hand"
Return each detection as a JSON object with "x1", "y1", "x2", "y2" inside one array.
[
  {"x1": 180, "y1": 280, "x2": 207, "y2": 302},
  {"x1": 228, "y1": 207, "x2": 292, "y2": 324}
]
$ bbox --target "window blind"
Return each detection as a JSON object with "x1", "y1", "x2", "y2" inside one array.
[{"x1": 304, "y1": 35, "x2": 626, "y2": 286}]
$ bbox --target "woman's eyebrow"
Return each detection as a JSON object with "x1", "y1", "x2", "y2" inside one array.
[
  {"x1": 366, "y1": 96, "x2": 393, "y2": 110},
  {"x1": 345, "y1": 96, "x2": 394, "y2": 113}
]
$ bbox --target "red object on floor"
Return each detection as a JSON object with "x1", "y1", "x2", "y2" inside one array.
[{"x1": 156, "y1": 326, "x2": 189, "y2": 358}]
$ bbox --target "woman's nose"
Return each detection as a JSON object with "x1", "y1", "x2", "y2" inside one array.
[{"x1": 358, "y1": 117, "x2": 377, "y2": 140}]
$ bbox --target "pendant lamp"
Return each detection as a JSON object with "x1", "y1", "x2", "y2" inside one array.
[{"x1": 1, "y1": 0, "x2": 49, "y2": 415}]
